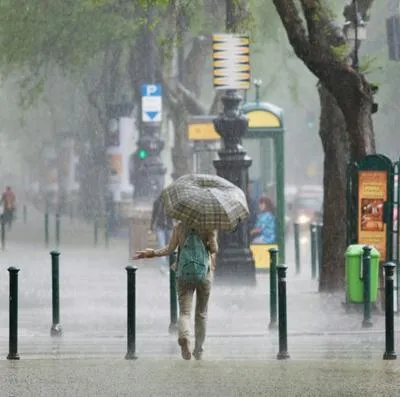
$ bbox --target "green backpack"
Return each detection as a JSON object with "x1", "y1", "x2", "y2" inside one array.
[{"x1": 177, "y1": 229, "x2": 209, "y2": 283}]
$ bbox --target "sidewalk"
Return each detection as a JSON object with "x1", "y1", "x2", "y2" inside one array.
[
  {"x1": 2, "y1": 358, "x2": 400, "y2": 397},
  {"x1": 0, "y1": 208, "x2": 396, "y2": 360},
  {"x1": 1, "y1": 212, "x2": 400, "y2": 395}
]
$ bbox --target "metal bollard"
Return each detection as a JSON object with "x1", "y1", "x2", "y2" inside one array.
[
  {"x1": 7, "y1": 267, "x2": 20, "y2": 360},
  {"x1": 50, "y1": 251, "x2": 62, "y2": 337},
  {"x1": 1, "y1": 216, "x2": 5, "y2": 251},
  {"x1": 316, "y1": 223, "x2": 323, "y2": 278},
  {"x1": 94, "y1": 217, "x2": 98, "y2": 247},
  {"x1": 105, "y1": 216, "x2": 109, "y2": 248},
  {"x1": 276, "y1": 264, "x2": 290, "y2": 360},
  {"x1": 55, "y1": 213, "x2": 61, "y2": 247},
  {"x1": 294, "y1": 223, "x2": 300, "y2": 275},
  {"x1": 44, "y1": 212, "x2": 49, "y2": 247},
  {"x1": 23, "y1": 204, "x2": 27, "y2": 224},
  {"x1": 310, "y1": 223, "x2": 317, "y2": 280},
  {"x1": 383, "y1": 262, "x2": 397, "y2": 360},
  {"x1": 125, "y1": 265, "x2": 138, "y2": 360},
  {"x1": 268, "y1": 248, "x2": 278, "y2": 330},
  {"x1": 362, "y1": 245, "x2": 373, "y2": 328},
  {"x1": 168, "y1": 252, "x2": 178, "y2": 333}
]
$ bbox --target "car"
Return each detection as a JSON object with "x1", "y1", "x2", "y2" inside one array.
[{"x1": 292, "y1": 193, "x2": 323, "y2": 228}]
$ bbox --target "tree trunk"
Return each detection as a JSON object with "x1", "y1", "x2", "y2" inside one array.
[{"x1": 318, "y1": 84, "x2": 349, "y2": 291}]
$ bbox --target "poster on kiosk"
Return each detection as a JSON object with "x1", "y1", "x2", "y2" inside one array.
[{"x1": 106, "y1": 116, "x2": 135, "y2": 204}]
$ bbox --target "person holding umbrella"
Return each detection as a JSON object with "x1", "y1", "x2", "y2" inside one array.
[{"x1": 133, "y1": 174, "x2": 249, "y2": 361}]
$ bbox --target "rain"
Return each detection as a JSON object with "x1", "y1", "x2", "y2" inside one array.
[{"x1": 0, "y1": 0, "x2": 399, "y2": 396}]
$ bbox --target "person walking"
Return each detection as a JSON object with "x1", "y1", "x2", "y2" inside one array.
[
  {"x1": 150, "y1": 194, "x2": 173, "y2": 274},
  {"x1": 1, "y1": 186, "x2": 16, "y2": 230},
  {"x1": 135, "y1": 173, "x2": 250, "y2": 360},
  {"x1": 134, "y1": 221, "x2": 218, "y2": 361}
]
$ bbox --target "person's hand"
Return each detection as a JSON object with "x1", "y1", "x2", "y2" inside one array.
[{"x1": 133, "y1": 249, "x2": 155, "y2": 260}]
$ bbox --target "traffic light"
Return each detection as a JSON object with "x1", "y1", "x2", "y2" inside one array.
[
  {"x1": 137, "y1": 148, "x2": 148, "y2": 160},
  {"x1": 131, "y1": 131, "x2": 166, "y2": 200}
]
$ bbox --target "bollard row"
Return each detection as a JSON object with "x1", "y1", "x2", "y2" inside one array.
[{"x1": 4, "y1": 248, "x2": 397, "y2": 361}]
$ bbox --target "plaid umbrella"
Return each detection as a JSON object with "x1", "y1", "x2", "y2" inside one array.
[{"x1": 161, "y1": 174, "x2": 249, "y2": 231}]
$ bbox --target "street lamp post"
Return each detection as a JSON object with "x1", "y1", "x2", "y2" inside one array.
[
  {"x1": 343, "y1": 0, "x2": 367, "y2": 71},
  {"x1": 343, "y1": 1, "x2": 378, "y2": 113},
  {"x1": 212, "y1": 0, "x2": 256, "y2": 285}
]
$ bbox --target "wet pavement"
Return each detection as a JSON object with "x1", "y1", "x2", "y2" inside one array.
[
  {"x1": 0, "y1": 207, "x2": 399, "y2": 395},
  {"x1": 2, "y1": 359, "x2": 400, "y2": 397}
]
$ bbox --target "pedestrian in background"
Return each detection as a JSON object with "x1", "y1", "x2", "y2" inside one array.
[{"x1": 1, "y1": 186, "x2": 16, "y2": 230}]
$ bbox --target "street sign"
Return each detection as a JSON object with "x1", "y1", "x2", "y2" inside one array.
[
  {"x1": 141, "y1": 84, "x2": 162, "y2": 123},
  {"x1": 212, "y1": 34, "x2": 250, "y2": 90}
]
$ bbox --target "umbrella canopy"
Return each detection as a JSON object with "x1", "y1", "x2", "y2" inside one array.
[{"x1": 162, "y1": 174, "x2": 249, "y2": 231}]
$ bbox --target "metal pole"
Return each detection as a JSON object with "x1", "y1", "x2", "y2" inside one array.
[
  {"x1": 276, "y1": 264, "x2": 290, "y2": 360},
  {"x1": 50, "y1": 250, "x2": 62, "y2": 336},
  {"x1": 294, "y1": 223, "x2": 300, "y2": 274},
  {"x1": 362, "y1": 245, "x2": 373, "y2": 328},
  {"x1": 310, "y1": 223, "x2": 317, "y2": 279},
  {"x1": 353, "y1": 0, "x2": 359, "y2": 71},
  {"x1": 105, "y1": 215, "x2": 109, "y2": 248},
  {"x1": 1, "y1": 216, "x2": 5, "y2": 251},
  {"x1": 125, "y1": 265, "x2": 138, "y2": 360},
  {"x1": 7, "y1": 267, "x2": 20, "y2": 360},
  {"x1": 94, "y1": 217, "x2": 98, "y2": 247},
  {"x1": 383, "y1": 262, "x2": 397, "y2": 360},
  {"x1": 316, "y1": 222, "x2": 323, "y2": 278},
  {"x1": 168, "y1": 252, "x2": 178, "y2": 333},
  {"x1": 55, "y1": 213, "x2": 61, "y2": 247},
  {"x1": 23, "y1": 204, "x2": 27, "y2": 224},
  {"x1": 44, "y1": 212, "x2": 49, "y2": 247},
  {"x1": 269, "y1": 248, "x2": 278, "y2": 330}
]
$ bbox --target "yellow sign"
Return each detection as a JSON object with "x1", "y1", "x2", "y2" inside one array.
[
  {"x1": 247, "y1": 110, "x2": 280, "y2": 128},
  {"x1": 250, "y1": 244, "x2": 279, "y2": 270},
  {"x1": 357, "y1": 170, "x2": 388, "y2": 261},
  {"x1": 188, "y1": 122, "x2": 220, "y2": 141},
  {"x1": 212, "y1": 33, "x2": 250, "y2": 90}
]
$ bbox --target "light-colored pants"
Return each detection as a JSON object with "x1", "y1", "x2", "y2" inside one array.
[{"x1": 177, "y1": 270, "x2": 212, "y2": 352}]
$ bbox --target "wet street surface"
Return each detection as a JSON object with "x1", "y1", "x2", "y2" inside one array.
[{"x1": 0, "y1": 208, "x2": 399, "y2": 396}]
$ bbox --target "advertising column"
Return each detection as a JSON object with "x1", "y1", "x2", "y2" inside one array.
[
  {"x1": 106, "y1": 116, "x2": 135, "y2": 206},
  {"x1": 357, "y1": 170, "x2": 388, "y2": 261}
]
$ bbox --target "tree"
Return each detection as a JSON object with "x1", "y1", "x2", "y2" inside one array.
[{"x1": 272, "y1": 0, "x2": 376, "y2": 291}]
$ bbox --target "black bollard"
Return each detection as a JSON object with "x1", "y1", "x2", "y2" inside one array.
[
  {"x1": 362, "y1": 245, "x2": 373, "y2": 328},
  {"x1": 294, "y1": 223, "x2": 300, "y2": 275},
  {"x1": 1, "y1": 215, "x2": 5, "y2": 251},
  {"x1": 50, "y1": 251, "x2": 62, "y2": 337},
  {"x1": 105, "y1": 216, "x2": 109, "y2": 249},
  {"x1": 310, "y1": 223, "x2": 317, "y2": 280},
  {"x1": 268, "y1": 248, "x2": 278, "y2": 330},
  {"x1": 94, "y1": 217, "x2": 98, "y2": 247},
  {"x1": 125, "y1": 265, "x2": 138, "y2": 360},
  {"x1": 383, "y1": 262, "x2": 397, "y2": 360},
  {"x1": 44, "y1": 212, "x2": 49, "y2": 247},
  {"x1": 276, "y1": 264, "x2": 290, "y2": 360},
  {"x1": 23, "y1": 204, "x2": 27, "y2": 224},
  {"x1": 168, "y1": 252, "x2": 178, "y2": 333},
  {"x1": 7, "y1": 267, "x2": 20, "y2": 360},
  {"x1": 55, "y1": 213, "x2": 60, "y2": 247},
  {"x1": 316, "y1": 223, "x2": 323, "y2": 277}
]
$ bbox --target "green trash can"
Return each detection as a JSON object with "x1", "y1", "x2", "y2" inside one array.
[{"x1": 345, "y1": 244, "x2": 380, "y2": 303}]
